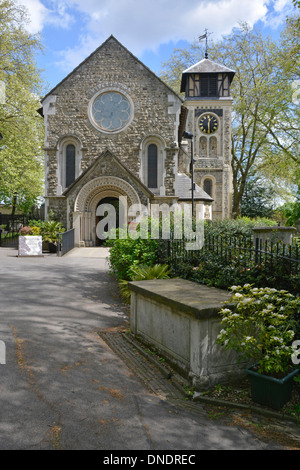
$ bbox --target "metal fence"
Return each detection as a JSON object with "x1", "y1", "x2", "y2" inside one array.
[
  {"x1": 0, "y1": 213, "x2": 42, "y2": 248},
  {"x1": 57, "y1": 229, "x2": 75, "y2": 256},
  {"x1": 0, "y1": 215, "x2": 26, "y2": 247},
  {"x1": 158, "y1": 234, "x2": 300, "y2": 276}
]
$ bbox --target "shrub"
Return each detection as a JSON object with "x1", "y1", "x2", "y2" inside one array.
[
  {"x1": 30, "y1": 226, "x2": 41, "y2": 235},
  {"x1": 204, "y1": 217, "x2": 278, "y2": 237},
  {"x1": 19, "y1": 226, "x2": 32, "y2": 235},
  {"x1": 109, "y1": 233, "x2": 159, "y2": 281},
  {"x1": 29, "y1": 218, "x2": 65, "y2": 244},
  {"x1": 119, "y1": 263, "x2": 171, "y2": 303},
  {"x1": 217, "y1": 284, "x2": 300, "y2": 376}
]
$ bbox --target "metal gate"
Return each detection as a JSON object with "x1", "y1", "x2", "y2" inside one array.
[{"x1": 0, "y1": 216, "x2": 26, "y2": 247}]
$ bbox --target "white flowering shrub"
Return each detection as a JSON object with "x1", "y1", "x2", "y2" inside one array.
[{"x1": 217, "y1": 284, "x2": 300, "y2": 375}]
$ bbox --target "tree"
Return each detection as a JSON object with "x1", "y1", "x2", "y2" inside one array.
[
  {"x1": 0, "y1": 0, "x2": 45, "y2": 214},
  {"x1": 160, "y1": 21, "x2": 300, "y2": 218},
  {"x1": 241, "y1": 177, "x2": 275, "y2": 219}
]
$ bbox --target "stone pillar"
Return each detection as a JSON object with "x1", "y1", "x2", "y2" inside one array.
[{"x1": 73, "y1": 211, "x2": 83, "y2": 247}]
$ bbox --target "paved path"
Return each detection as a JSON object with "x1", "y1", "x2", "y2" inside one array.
[{"x1": 0, "y1": 247, "x2": 292, "y2": 450}]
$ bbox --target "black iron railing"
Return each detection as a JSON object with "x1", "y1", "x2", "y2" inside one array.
[
  {"x1": 158, "y1": 234, "x2": 300, "y2": 279},
  {"x1": 57, "y1": 229, "x2": 75, "y2": 256}
]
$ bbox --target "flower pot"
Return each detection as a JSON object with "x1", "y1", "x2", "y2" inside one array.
[
  {"x1": 42, "y1": 241, "x2": 57, "y2": 253},
  {"x1": 246, "y1": 366, "x2": 299, "y2": 410},
  {"x1": 18, "y1": 235, "x2": 43, "y2": 257}
]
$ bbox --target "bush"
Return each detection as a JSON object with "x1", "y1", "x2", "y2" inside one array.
[
  {"x1": 19, "y1": 226, "x2": 33, "y2": 235},
  {"x1": 29, "y1": 217, "x2": 65, "y2": 244},
  {"x1": 30, "y1": 226, "x2": 41, "y2": 235},
  {"x1": 217, "y1": 285, "x2": 300, "y2": 375},
  {"x1": 109, "y1": 234, "x2": 160, "y2": 281},
  {"x1": 119, "y1": 263, "x2": 171, "y2": 303},
  {"x1": 204, "y1": 217, "x2": 278, "y2": 237}
]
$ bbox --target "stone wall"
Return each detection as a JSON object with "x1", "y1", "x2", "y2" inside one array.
[
  {"x1": 129, "y1": 278, "x2": 250, "y2": 389},
  {"x1": 43, "y1": 37, "x2": 182, "y2": 206}
]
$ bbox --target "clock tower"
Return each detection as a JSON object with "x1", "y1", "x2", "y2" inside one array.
[{"x1": 180, "y1": 57, "x2": 235, "y2": 219}]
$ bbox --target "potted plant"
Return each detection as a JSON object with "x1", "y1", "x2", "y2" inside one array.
[
  {"x1": 217, "y1": 284, "x2": 300, "y2": 410},
  {"x1": 18, "y1": 226, "x2": 43, "y2": 256},
  {"x1": 39, "y1": 220, "x2": 65, "y2": 252}
]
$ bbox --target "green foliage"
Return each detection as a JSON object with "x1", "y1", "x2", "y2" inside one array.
[
  {"x1": 30, "y1": 226, "x2": 41, "y2": 236},
  {"x1": 204, "y1": 217, "x2": 278, "y2": 237},
  {"x1": 160, "y1": 22, "x2": 300, "y2": 215},
  {"x1": 278, "y1": 201, "x2": 300, "y2": 226},
  {"x1": 241, "y1": 179, "x2": 276, "y2": 219},
  {"x1": 119, "y1": 264, "x2": 171, "y2": 303},
  {"x1": 0, "y1": 0, "x2": 45, "y2": 212},
  {"x1": 217, "y1": 285, "x2": 300, "y2": 375},
  {"x1": 161, "y1": 218, "x2": 299, "y2": 295},
  {"x1": 109, "y1": 234, "x2": 160, "y2": 281},
  {"x1": 38, "y1": 220, "x2": 65, "y2": 243},
  {"x1": 29, "y1": 213, "x2": 65, "y2": 243}
]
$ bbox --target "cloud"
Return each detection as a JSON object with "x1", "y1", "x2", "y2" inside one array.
[
  {"x1": 19, "y1": 0, "x2": 295, "y2": 72},
  {"x1": 17, "y1": 0, "x2": 75, "y2": 33},
  {"x1": 16, "y1": 0, "x2": 48, "y2": 33}
]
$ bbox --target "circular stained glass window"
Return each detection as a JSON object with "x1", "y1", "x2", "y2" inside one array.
[{"x1": 91, "y1": 91, "x2": 131, "y2": 132}]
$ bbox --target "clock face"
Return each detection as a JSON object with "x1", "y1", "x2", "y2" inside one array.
[
  {"x1": 199, "y1": 114, "x2": 218, "y2": 134},
  {"x1": 92, "y1": 91, "x2": 131, "y2": 132}
]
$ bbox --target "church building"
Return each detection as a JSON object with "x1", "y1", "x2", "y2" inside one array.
[{"x1": 40, "y1": 35, "x2": 235, "y2": 247}]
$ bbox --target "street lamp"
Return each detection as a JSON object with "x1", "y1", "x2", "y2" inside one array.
[{"x1": 182, "y1": 131, "x2": 194, "y2": 217}]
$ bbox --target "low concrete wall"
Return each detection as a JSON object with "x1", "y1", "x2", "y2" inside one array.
[
  {"x1": 128, "y1": 279, "x2": 250, "y2": 389},
  {"x1": 253, "y1": 226, "x2": 296, "y2": 245}
]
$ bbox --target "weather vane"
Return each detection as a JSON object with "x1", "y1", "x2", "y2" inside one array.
[{"x1": 199, "y1": 29, "x2": 213, "y2": 59}]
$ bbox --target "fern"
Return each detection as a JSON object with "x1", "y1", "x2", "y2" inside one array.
[{"x1": 119, "y1": 264, "x2": 171, "y2": 303}]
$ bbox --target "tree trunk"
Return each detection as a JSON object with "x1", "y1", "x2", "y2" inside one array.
[{"x1": 11, "y1": 193, "x2": 17, "y2": 216}]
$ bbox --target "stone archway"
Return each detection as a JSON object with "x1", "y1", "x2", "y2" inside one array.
[{"x1": 73, "y1": 176, "x2": 141, "y2": 246}]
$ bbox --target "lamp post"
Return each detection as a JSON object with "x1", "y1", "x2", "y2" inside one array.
[{"x1": 182, "y1": 131, "x2": 194, "y2": 217}]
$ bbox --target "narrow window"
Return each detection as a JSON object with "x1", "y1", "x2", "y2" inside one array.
[
  {"x1": 203, "y1": 179, "x2": 212, "y2": 197},
  {"x1": 147, "y1": 144, "x2": 158, "y2": 188},
  {"x1": 209, "y1": 137, "x2": 217, "y2": 157},
  {"x1": 66, "y1": 144, "x2": 75, "y2": 187},
  {"x1": 200, "y1": 136, "x2": 207, "y2": 157}
]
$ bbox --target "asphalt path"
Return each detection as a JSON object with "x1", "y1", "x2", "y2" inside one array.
[{"x1": 0, "y1": 247, "x2": 285, "y2": 452}]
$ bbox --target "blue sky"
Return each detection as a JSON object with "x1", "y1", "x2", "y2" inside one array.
[{"x1": 18, "y1": 0, "x2": 296, "y2": 92}]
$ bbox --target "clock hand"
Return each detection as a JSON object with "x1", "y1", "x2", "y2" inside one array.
[{"x1": 207, "y1": 116, "x2": 211, "y2": 134}]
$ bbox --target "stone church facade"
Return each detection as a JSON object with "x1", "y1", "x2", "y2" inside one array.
[{"x1": 40, "y1": 36, "x2": 234, "y2": 247}]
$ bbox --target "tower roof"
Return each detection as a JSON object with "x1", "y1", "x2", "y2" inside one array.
[{"x1": 180, "y1": 58, "x2": 235, "y2": 93}]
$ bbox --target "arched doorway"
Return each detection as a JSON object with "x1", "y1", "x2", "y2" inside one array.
[
  {"x1": 73, "y1": 176, "x2": 142, "y2": 247},
  {"x1": 95, "y1": 197, "x2": 120, "y2": 246}
]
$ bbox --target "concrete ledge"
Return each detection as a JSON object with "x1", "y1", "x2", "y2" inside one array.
[
  {"x1": 128, "y1": 278, "x2": 249, "y2": 389},
  {"x1": 128, "y1": 279, "x2": 231, "y2": 319}
]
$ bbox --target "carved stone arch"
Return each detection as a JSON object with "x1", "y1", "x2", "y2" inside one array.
[
  {"x1": 73, "y1": 176, "x2": 142, "y2": 246},
  {"x1": 57, "y1": 134, "x2": 83, "y2": 150},
  {"x1": 75, "y1": 176, "x2": 140, "y2": 212}
]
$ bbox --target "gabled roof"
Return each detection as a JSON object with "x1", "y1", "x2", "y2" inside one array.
[
  {"x1": 180, "y1": 58, "x2": 235, "y2": 93},
  {"x1": 41, "y1": 35, "x2": 183, "y2": 104},
  {"x1": 182, "y1": 58, "x2": 235, "y2": 75},
  {"x1": 174, "y1": 173, "x2": 213, "y2": 201},
  {"x1": 63, "y1": 149, "x2": 154, "y2": 198}
]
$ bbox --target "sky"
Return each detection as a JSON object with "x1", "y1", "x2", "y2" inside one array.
[{"x1": 17, "y1": 0, "x2": 296, "y2": 92}]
